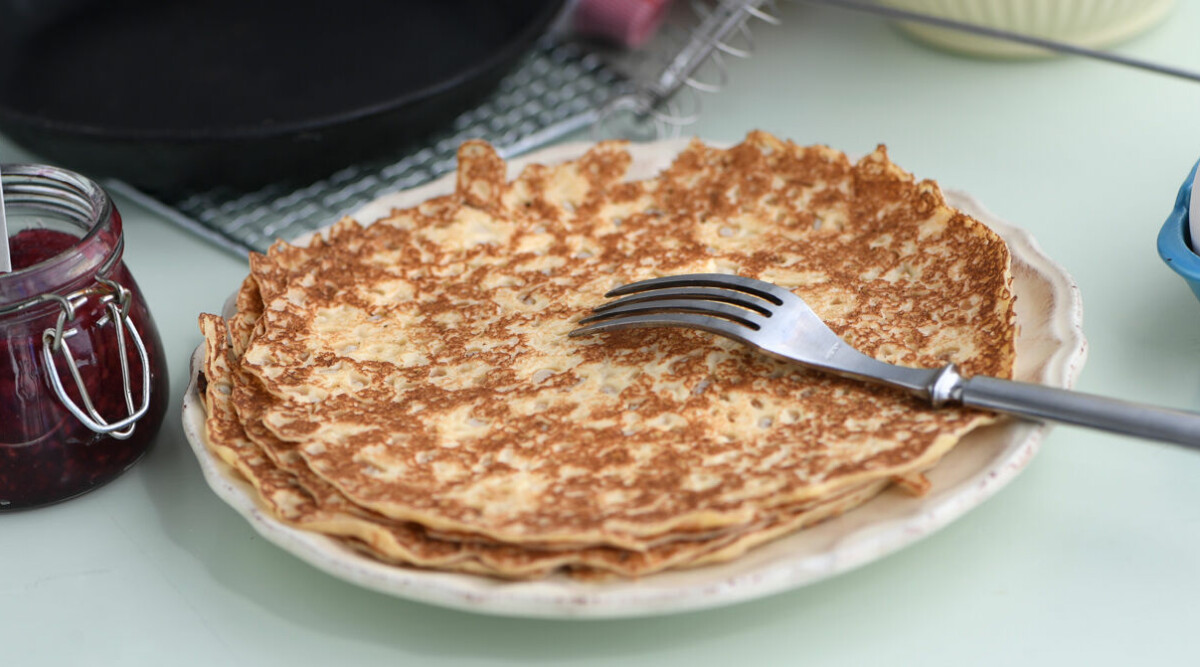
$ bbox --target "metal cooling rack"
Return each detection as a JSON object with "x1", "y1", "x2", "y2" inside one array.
[{"x1": 111, "y1": 0, "x2": 782, "y2": 257}]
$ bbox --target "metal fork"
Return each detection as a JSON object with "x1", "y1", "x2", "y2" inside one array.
[{"x1": 570, "y1": 274, "x2": 1200, "y2": 447}]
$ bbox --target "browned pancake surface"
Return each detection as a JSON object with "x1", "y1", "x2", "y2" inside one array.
[{"x1": 202, "y1": 132, "x2": 1016, "y2": 563}]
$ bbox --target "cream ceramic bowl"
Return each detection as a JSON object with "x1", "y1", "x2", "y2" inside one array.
[{"x1": 881, "y1": 0, "x2": 1176, "y2": 57}]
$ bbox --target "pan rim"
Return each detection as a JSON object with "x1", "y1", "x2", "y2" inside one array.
[{"x1": 0, "y1": 0, "x2": 567, "y2": 144}]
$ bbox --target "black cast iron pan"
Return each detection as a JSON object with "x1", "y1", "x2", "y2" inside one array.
[{"x1": 0, "y1": 0, "x2": 565, "y2": 193}]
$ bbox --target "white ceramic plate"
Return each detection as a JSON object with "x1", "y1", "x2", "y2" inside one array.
[{"x1": 181, "y1": 140, "x2": 1086, "y2": 619}]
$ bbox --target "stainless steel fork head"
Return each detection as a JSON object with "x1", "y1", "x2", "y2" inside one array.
[{"x1": 570, "y1": 273, "x2": 953, "y2": 400}]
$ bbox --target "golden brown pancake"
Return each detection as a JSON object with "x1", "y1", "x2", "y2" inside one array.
[
  {"x1": 203, "y1": 312, "x2": 887, "y2": 579},
  {"x1": 198, "y1": 131, "x2": 1016, "y2": 578}
]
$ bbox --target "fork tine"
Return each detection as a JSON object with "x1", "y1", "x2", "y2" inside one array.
[
  {"x1": 569, "y1": 312, "x2": 759, "y2": 346},
  {"x1": 577, "y1": 298, "x2": 766, "y2": 329},
  {"x1": 606, "y1": 273, "x2": 793, "y2": 305},
  {"x1": 591, "y1": 286, "x2": 773, "y2": 316}
]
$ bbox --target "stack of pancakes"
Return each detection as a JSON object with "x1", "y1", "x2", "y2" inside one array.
[{"x1": 198, "y1": 132, "x2": 1016, "y2": 579}]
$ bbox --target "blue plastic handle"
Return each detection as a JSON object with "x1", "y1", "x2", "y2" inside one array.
[{"x1": 1157, "y1": 159, "x2": 1200, "y2": 303}]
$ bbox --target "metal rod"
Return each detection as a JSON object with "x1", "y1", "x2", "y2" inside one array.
[
  {"x1": 649, "y1": 0, "x2": 773, "y2": 103},
  {"x1": 799, "y1": 0, "x2": 1200, "y2": 84},
  {"x1": 0, "y1": 165, "x2": 9, "y2": 273}
]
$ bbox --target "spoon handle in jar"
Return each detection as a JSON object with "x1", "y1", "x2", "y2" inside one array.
[{"x1": 0, "y1": 163, "x2": 9, "y2": 273}]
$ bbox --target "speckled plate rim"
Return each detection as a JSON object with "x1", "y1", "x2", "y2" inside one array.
[{"x1": 181, "y1": 139, "x2": 1087, "y2": 619}]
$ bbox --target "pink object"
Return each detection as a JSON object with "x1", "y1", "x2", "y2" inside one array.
[{"x1": 572, "y1": 0, "x2": 673, "y2": 48}]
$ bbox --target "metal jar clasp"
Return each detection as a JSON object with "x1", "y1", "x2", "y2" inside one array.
[{"x1": 40, "y1": 278, "x2": 151, "y2": 439}]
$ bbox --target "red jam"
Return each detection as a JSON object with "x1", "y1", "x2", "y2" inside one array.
[
  {"x1": 9, "y1": 228, "x2": 81, "y2": 270},
  {"x1": 1, "y1": 169, "x2": 167, "y2": 510}
]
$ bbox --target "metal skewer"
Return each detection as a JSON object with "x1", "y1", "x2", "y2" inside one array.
[
  {"x1": 0, "y1": 164, "x2": 10, "y2": 273},
  {"x1": 800, "y1": 0, "x2": 1200, "y2": 84}
]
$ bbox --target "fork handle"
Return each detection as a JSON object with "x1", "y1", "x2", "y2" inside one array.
[{"x1": 957, "y1": 375, "x2": 1200, "y2": 447}]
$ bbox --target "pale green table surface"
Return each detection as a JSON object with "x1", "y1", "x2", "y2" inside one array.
[{"x1": 6, "y1": 3, "x2": 1200, "y2": 665}]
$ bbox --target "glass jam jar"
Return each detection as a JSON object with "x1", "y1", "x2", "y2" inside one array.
[{"x1": 0, "y1": 164, "x2": 167, "y2": 510}]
